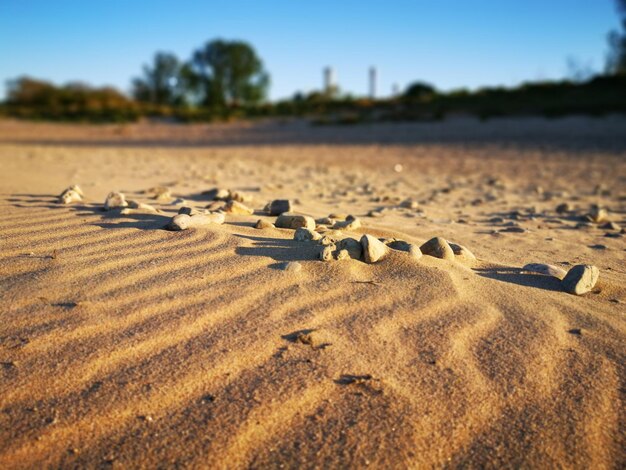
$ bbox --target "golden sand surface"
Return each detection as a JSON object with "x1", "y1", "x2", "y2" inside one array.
[{"x1": 0, "y1": 117, "x2": 624, "y2": 468}]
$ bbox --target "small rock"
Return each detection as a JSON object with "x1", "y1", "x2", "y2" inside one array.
[
  {"x1": 202, "y1": 188, "x2": 231, "y2": 201},
  {"x1": 294, "y1": 227, "x2": 321, "y2": 242},
  {"x1": 104, "y1": 192, "x2": 128, "y2": 211},
  {"x1": 419, "y1": 237, "x2": 455, "y2": 260},
  {"x1": 500, "y1": 227, "x2": 526, "y2": 233},
  {"x1": 126, "y1": 200, "x2": 158, "y2": 213},
  {"x1": 335, "y1": 249, "x2": 351, "y2": 261},
  {"x1": 278, "y1": 261, "x2": 302, "y2": 273},
  {"x1": 275, "y1": 213, "x2": 316, "y2": 231},
  {"x1": 165, "y1": 212, "x2": 224, "y2": 231},
  {"x1": 555, "y1": 203, "x2": 572, "y2": 214},
  {"x1": 448, "y1": 242, "x2": 476, "y2": 262},
  {"x1": 267, "y1": 200, "x2": 292, "y2": 216},
  {"x1": 333, "y1": 217, "x2": 362, "y2": 231},
  {"x1": 522, "y1": 263, "x2": 568, "y2": 279},
  {"x1": 319, "y1": 244, "x2": 336, "y2": 262},
  {"x1": 561, "y1": 265, "x2": 599, "y2": 295},
  {"x1": 224, "y1": 200, "x2": 254, "y2": 215},
  {"x1": 360, "y1": 234, "x2": 388, "y2": 264},
  {"x1": 178, "y1": 206, "x2": 202, "y2": 216},
  {"x1": 255, "y1": 219, "x2": 274, "y2": 229},
  {"x1": 318, "y1": 235, "x2": 336, "y2": 246},
  {"x1": 58, "y1": 185, "x2": 83, "y2": 204},
  {"x1": 337, "y1": 237, "x2": 363, "y2": 260},
  {"x1": 388, "y1": 240, "x2": 422, "y2": 260},
  {"x1": 586, "y1": 207, "x2": 609, "y2": 224},
  {"x1": 146, "y1": 186, "x2": 171, "y2": 200}
]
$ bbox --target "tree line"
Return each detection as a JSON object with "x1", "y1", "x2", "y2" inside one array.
[{"x1": 2, "y1": 1, "x2": 626, "y2": 123}]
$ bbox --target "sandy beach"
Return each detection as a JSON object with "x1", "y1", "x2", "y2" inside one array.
[{"x1": 0, "y1": 116, "x2": 624, "y2": 468}]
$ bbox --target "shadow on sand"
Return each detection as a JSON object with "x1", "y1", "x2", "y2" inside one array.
[{"x1": 473, "y1": 267, "x2": 563, "y2": 292}]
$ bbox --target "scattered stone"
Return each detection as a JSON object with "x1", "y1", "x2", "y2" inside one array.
[
  {"x1": 58, "y1": 185, "x2": 83, "y2": 204},
  {"x1": 448, "y1": 242, "x2": 476, "y2": 262},
  {"x1": 223, "y1": 200, "x2": 254, "y2": 215},
  {"x1": 205, "y1": 201, "x2": 226, "y2": 212},
  {"x1": 337, "y1": 237, "x2": 363, "y2": 260},
  {"x1": 586, "y1": 207, "x2": 609, "y2": 224},
  {"x1": 500, "y1": 227, "x2": 526, "y2": 233},
  {"x1": 104, "y1": 192, "x2": 128, "y2": 211},
  {"x1": 275, "y1": 213, "x2": 316, "y2": 231},
  {"x1": 400, "y1": 199, "x2": 419, "y2": 210},
  {"x1": 319, "y1": 244, "x2": 336, "y2": 262},
  {"x1": 165, "y1": 212, "x2": 225, "y2": 231},
  {"x1": 333, "y1": 217, "x2": 362, "y2": 231},
  {"x1": 254, "y1": 219, "x2": 274, "y2": 229},
  {"x1": 202, "y1": 188, "x2": 230, "y2": 201},
  {"x1": 588, "y1": 244, "x2": 607, "y2": 250},
  {"x1": 561, "y1": 265, "x2": 599, "y2": 295},
  {"x1": 266, "y1": 199, "x2": 292, "y2": 216},
  {"x1": 171, "y1": 197, "x2": 186, "y2": 205},
  {"x1": 328, "y1": 213, "x2": 347, "y2": 220},
  {"x1": 556, "y1": 203, "x2": 572, "y2": 214},
  {"x1": 318, "y1": 235, "x2": 336, "y2": 246},
  {"x1": 126, "y1": 200, "x2": 159, "y2": 213},
  {"x1": 360, "y1": 234, "x2": 388, "y2": 264},
  {"x1": 367, "y1": 209, "x2": 384, "y2": 218},
  {"x1": 146, "y1": 186, "x2": 171, "y2": 200},
  {"x1": 335, "y1": 249, "x2": 351, "y2": 261},
  {"x1": 178, "y1": 206, "x2": 202, "y2": 216},
  {"x1": 229, "y1": 191, "x2": 252, "y2": 203},
  {"x1": 294, "y1": 227, "x2": 321, "y2": 242},
  {"x1": 394, "y1": 163, "x2": 403, "y2": 173},
  {"x1": 419, "y1": 237, "x2": 455, "y2": 260},
  {"x1": 522, "y1": 263, "x2": 568, "y2": 279},
  {"x1": 278, "y1": 261, "x2": 302, "y2": 273},
  {"x1": 316, "y1": 217, "x2": 335, "y2": 225},
  {"x1": 388, "y1": 240, "x2": 422, "y2": 260}
]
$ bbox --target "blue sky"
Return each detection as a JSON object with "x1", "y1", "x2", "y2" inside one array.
[{"x1": 0, "y1": 1, "x2": 621, "y2": 100}]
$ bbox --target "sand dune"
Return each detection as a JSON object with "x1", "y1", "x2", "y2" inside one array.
[{"x1": 0, "y1": 117, "x2": 624, "y2": 468}]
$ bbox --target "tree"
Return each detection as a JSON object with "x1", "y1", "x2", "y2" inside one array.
[
  {"x1": 132, "y1": 52, "x2": 184, "y2": 105},
  {"x1": 403, "y1": 82, "x2": 437, "y2": 101},
  {"x1": 189, "y1": 39, "x2": 269, "y2": 108},
  {"x1": 607, "y1": 0, "x2": 626, "y2": 75}
]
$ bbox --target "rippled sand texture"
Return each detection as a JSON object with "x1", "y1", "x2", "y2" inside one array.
[{"x1": 0, "y1": 117, "x2": 625, "y2": 468}]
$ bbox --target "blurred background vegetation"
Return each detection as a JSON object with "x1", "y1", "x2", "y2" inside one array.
[{"x1": 2, "y1": 0, "x2": 626, "y2": 124}]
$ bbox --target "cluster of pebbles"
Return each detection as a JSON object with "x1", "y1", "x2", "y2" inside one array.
[{"x1": 56, "y1": 185, "x2": 601, "y2": 296}]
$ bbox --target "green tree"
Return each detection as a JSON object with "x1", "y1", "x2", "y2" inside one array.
[
  {"x1": 403, "y1": 81, "x2": 437, "y2": 101},
  {"x1": 607, "y1": 0, "x2": 626, "y2": 74},
  {"x1": 132, "y1": 52, "x2": 184, "y2": 105},
  {"x1": 189, "y1": 39, "x2": 269, "y2": 108}
]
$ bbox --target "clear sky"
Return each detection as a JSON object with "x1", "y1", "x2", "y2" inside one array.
[{"x1": 0, "y1": 1, "x2": 621, "y2": 100}]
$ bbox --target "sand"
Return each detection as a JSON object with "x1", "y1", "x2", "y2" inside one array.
[{"x1": 0, "y1": 116, "x2": 624, "y2": 468}]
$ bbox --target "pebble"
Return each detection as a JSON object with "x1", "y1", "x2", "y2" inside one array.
[
  {"x1": 419, "y1": 237, "x2": 455, "y2": 260},
  {"x1": 586, "y1": 207, "x2": 609, "y2": 224},
  {"x1": 335, "y1": 249, "x2": 351, "y2": 261},
  {"x1": 500, "y1": 227, "x2": 526, "y2": 233},
  {"x1": 146, "y1": 186, "x2": 171, "y2": 200},
  {"x1": 294, "y1": 227, "x2": 321, "y2": 242},
  {"x1": 127, "y1": 200, "x2": 158, "y2": 213},
  {"x1": 278, "y1": 261, "x2": 302, "y2": 273},
  {"x1": 166, "y1": 212, "x2": 225, "y2": 231},
  {"x1": 360, "y1": 234, "x2": 388, "y2": 264},
  {"x1": 337, "y1": 237, "x2": 363, "y2": 260},
  {"x1": 104, "y1": 192, "x2": 128, "y2": 211},
  {"x1": 58, "y1": 185, "x2": 83, "y2": 204},
  {"x1": 522, "y1": 263, "x2": 568, "y2": 279},
  {"x1": 255, "y1": 219, "x2": 274, "y2": 229},
  {"x1": 319, "y1": 244, "x2": 336, "y2": 262},
  {"x1": 556, "y1": 203, "x2": 572, "y2": 213},
  {"x1": 561, "y1": 265, "x2": 599, "y2": 295},
  {"x1": 333, "y1": 217, "x2": 362, "y2": 231},
  {"x1": 267, "y1": 200, "x2": 292, "y2": 216},
  {"x1": 447, "y1": 242, "x2": 476, "y2": 262},
  {"x1": 224, "y1": 200, "x2": 254, "y2": 215},
  {"x1": 275, "y1": 213, "x2": 316, "y2": 231},
  {"x1": 318, "y1": 235, "x2": 336, "y2": 246},
  {"x1": 178, "y1": 206, "x2": 202, "y2": 216},
  {"x1": 388, "y1": 240, "x2": 422, "y2": 260},
  {"x1": 203, "y1": 188, "x2": 231, "y2": 201}
]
